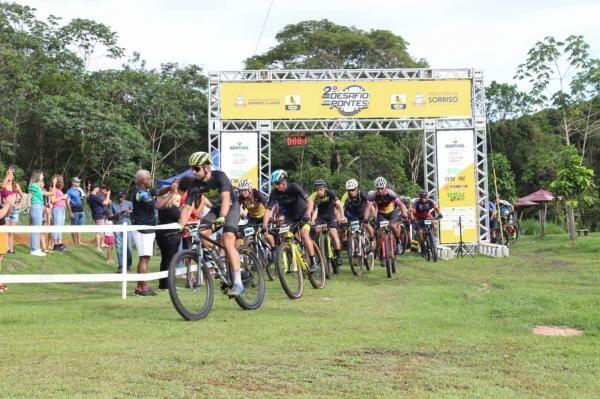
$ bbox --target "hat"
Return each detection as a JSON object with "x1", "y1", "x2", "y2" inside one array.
[
  {"x1": 72, "y1": 177, "x2": 81, "y2": 184},
  {"x1": 115, "y1": 189, "x2": 125, "y2": 197}
]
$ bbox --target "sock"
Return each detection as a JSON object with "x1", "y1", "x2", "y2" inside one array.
[
  {"x1": 233, "y1": 270, "x2": 242, "y2": 286},
  {"x1": 310, "y1": 256, "x2": 316, "y2": 264}
]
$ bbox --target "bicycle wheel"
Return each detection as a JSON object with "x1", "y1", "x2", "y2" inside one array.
[
  {"x1": 307, "y1": 241, "x2": 326, "y2": 289},
  {"x1": 257, "y1": 239, "x2": 276, "y2": 281},
  {"x1": 168, "y1": 249, "x2": 214, "y2": 321},
  {"x1": 318, "y1": 233, "x2": 333, "y2": 279},
  {"x1": 397, "y1": 229, "x2": 407, "y2": 255},
  {"x1": 384, "y1": 233, "x2": 393, "y2": 278},
  {"x1": 235, "y1": 249, "x2": 266, "y2": 310},
  {"x1": 427, "y1": 229, "x2": 438, "y2": 262},
  {"x1": 364, "y1": 235, "x2": 375, "y2": 271},
  {"x1": 388, "y1": 234, "x2": 397, "y2": 273},
  {"x1": 348, "y1": 232, "x2": 363, "y2": 276},
  {"x1": 275, "y1": 243, "x2": 304, "y2": 299}
]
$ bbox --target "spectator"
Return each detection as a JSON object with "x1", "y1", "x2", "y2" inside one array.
[
  {"x1": 42, "y1": 178, "x2": 54, "y2": 251},
  {"x1": 50, "y1": 175, "x2": 68, "y2": 251},
  {"x1": 156, "y1": 180, "x2": 181, "y2": 290},
  {"x1": 88, "y1": 183, "x2": 111, "y2": 252},
  {"x1": 178, "y1": 175, "x2": 201, "y2": 250},
  {"x1": 110, "y1": 188, "x2": 133, "y2": 273},
  {"x1": 66, "y1": 177, "x2": 86, "y2": 245},
  {"x1": 27, "y1": 170, "x2": 52, "y2": 257},
  {"x1": 131, "y1": 169, "x2": 159, "y2": 296},
  {"x1": 104, "y1": 219, "x2": 115, "y2": 263},
  {"x1": 1, "y1": 166, "x2": 26, "y2": 254},
  {"x1": 0, "y1": 192, "x2": 17, "y2": 292}
]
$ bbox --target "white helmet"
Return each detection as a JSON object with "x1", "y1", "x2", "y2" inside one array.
[
  {"x1": 374, "y1": 176, "x2": 387, "y2": 189},
  {"x1": 345, "y1": 179, "x2": 359, "y2": 190},
  {"x1": 237, "y1": 178, "x2": 252, "y2": 190}
]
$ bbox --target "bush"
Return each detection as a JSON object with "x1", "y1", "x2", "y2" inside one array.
[{"x1": 519, "y1": 218, "x2": 566, "y2": 235}]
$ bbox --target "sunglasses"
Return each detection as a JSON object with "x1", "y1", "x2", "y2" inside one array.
[
  {"x1": 273, "y1": 181, "x2": 285, "y2": 186},
  {"x1": 191, "y1": 165, "x2": 202, "y2": 172}
]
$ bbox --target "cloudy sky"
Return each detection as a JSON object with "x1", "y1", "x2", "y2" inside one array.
[{"x1": 19, "y1": 0, "x2": 600, "y2": 89}]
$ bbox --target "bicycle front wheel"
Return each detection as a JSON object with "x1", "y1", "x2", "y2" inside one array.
[
  {"x1": 307, "y1": 241, "x2": 326, "y2": 289},
  {"x1": 235, "y1": 249, "x2": 266, "y2": 310},
  {"x1": 318, "y1": 233, "x2": 333, "y2": 279},
  {"x1": 275, "y1": 243, "x2": 304, "y2": 299},
  {"x1": 427, "y1": 229, "x2": 438, "y2": 262},
  {"x1": 348, "y1": 232, "x2": 363, "y2": 276},
  {"x1": 168, "y1": 249, "x2": 214, "y2": 321},
  {"x1": 384, "y1": 234, "x2": 393, "y2": 278}
]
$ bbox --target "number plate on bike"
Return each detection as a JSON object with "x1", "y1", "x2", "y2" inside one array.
[
  {"x1": 379, "y1": 220, "x2": 389, "y2": 228},
  {"x1": 351, "y1": 220, "x2": 360, "y2": 231},
  {"x1": 316, "y1": 224, "x2": 327, "y2": 231},
  {"x1": 243, "y1": 227, "x2": 254, "y2": 237},
  {"x1": 278, "y1": 225, "x2": 290, "y2": 234},
  {"x1": 424, "y1": 219, "x2": 432, "y2": 225}
]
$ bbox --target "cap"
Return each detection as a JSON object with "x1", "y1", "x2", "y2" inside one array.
[
  {"x1": 72, "y1": 177, "x2": 81, "y2": 184},
  {"x1": 115, "y1": 189, "x2": 125, "y2": 197}
]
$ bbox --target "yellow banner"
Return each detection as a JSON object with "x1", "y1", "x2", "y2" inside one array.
[{"x1": 220, "y1": 80, "x2": 472, "y2": 119}]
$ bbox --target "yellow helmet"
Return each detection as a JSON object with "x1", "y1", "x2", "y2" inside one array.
[{"x1": 188, "y1": 151, "x2": 211, "y2": 167}]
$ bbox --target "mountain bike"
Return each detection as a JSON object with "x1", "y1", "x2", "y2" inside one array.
[
  {"x1": 491, "y1": 216, "x2": 519, "y2": 246},
  {"x1": 167, "y1": 223, "x2": 266, "y2": 320},
  {"x1": 375, "y1": 219, "x2": 397, "y2": 278},
  {"x1": 418, "y1": 218, "x2": 438, "y2": 262},
  {"x1": 313, "y1": 223, "x2": 336, "y2": 278},
  {"x1": 346, "y1": 220, "x2": 374, "y2": 276},
  {"x1": 238, "y1": 224, "x2": 275, "y2": 281},
  {"x1": 274, "y1": 222, "x2": 326, "y2": 299}
]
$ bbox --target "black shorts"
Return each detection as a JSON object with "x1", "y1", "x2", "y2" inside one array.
[
  {"x1": 202, "y1": 206, "x2": 240, "y2": 234},
  {"x1": 315, "y1": 214, "x2": 338, "y2": 228},
  {"x1": 376, "y1": 209, "x2": 399, "y2": 224},
  {"x1": 246, "y1": 216, "x2": 263, "y2": 226}
]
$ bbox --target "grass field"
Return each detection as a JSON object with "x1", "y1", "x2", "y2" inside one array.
[{"x1": 1, "y1": 233, "x2": 599, "y2": 398}]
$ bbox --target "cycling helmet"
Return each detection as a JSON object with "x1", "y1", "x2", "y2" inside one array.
[
  {"x1": 419, "y1": 189, "x2": 428, "y2": 197},
  {"x1": 368, "y1": 190, "x2": 375, "y2": 197},
  {"x1": 314, "y1": 178, "x2": 326, "y2": 188},
  {"x1": 270, "y1": 169, "x2": 288, "y2": 184},
  {"x1": 237, "y1": 178, "x2": 253, "y2": 190},
  {"x1": 188, "y1": 151, "x2": 211, "y2": 167},
  {"x1": 345, "y1": 179, "x2": 359, "y2": 190},
  {"x1": 374, "y1": 176, "x2": 387, "y2": 189}
]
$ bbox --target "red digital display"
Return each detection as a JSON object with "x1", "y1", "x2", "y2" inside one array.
[{"x1": 286, "y1": 136, "x2": 308, "y2": 147}]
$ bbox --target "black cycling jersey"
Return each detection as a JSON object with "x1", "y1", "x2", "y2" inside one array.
[
  {"x1": 309, "y1": 189, "x2": 338, "y2": 218},
  {"x1": 267, "y1": 182, "x2": 308, "y2": 221},
  {"x1": 185, "y1": 170, "x2": 237, "y2": 213},
  {"x1": 412, "y1": 199, "x2": 436, "y2": 219},
  {"x1": 342, "y1": 190, "x2": 370, "y2": 219}
]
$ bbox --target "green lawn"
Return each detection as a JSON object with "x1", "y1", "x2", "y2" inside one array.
[{"x1": 1, "y1": 234, "x2": 599, "y2": 398}]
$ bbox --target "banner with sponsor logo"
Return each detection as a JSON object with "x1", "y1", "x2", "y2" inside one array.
[
  {"x1": 436, "y1": 130, "x2": 478, "y2": 244},
  {"x1": 220, "y1": 132, "x2": 259, "y2": 189},
  {"x1": 220, "y1": 80, "x2": 471, "y2": 120}
]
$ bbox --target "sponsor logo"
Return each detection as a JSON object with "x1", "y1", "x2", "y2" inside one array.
[
  {"x1": 229, "y1": 141, "x2": 250, "y2": 151},
  {"x1": 413, "y1": 93, "x2": 425, "y2": 106},
  {"x1": 235, "y1": 95, "x2": 246, "y2": 107},
  {"x1": 285, "y1": 95, "x2": 301, "y2": 111},
  {"x1": 428, "y1": 96, "x2": 459, "y2": 103},
  {"x1": 390, "y1": 94, "x2": 406, "y2": 110},
  {"x1": 321, "y1": 84, "x2": 370, "y2": 116}
]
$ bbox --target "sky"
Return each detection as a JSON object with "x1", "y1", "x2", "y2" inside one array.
[{"x1": 17, "y1": 0, "x2": 600, "y2": 89}]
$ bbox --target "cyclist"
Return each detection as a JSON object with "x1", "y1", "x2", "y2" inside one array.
[
  {"x1": 341, "y1": 178, "x2": 376, "y2": 239},
  {"x1": 178, "y1": 151, "x2": 244, "y2": 297},
  {"x1": 496, "y1": 196, "x2": 514, "y2": 224},
  {"x1": 262, "y1": 169, "x2": 319, "y2": 272},
  {"x1": 310, "y1": 179, "x2": 344, "y2": 268},
  {"x1": 487, "y1": 199, "x2": 498, "y2": 243},
  {"x1": 237, "y1": 177, "x2": 275, "y2": 248},
  {"x1": 411, "y1": 190, "x2": 443, "y2": 255},
  {"x1": 368, "y1": 176, "x2": 408, "y2": 240}
]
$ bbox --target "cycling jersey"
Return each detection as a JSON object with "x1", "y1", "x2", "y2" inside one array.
[
  {"x1": 309, "y1": 189, "x2": 338, "y2": 219},
  {"x1": 239, "y1": 189, "x2": 267, "y2": 220},
  {"x1": 341, "y1": 190, "x2": 370, "y2": 220},
  {"x1": 412, "y1": 199, "x2": 436, "y2": 219},
  {"x1": 368, "y1": 188, "x2": 401, "y2": 214},
  {"x1": 267, "y1": 182, "x2": 309, "y2": 222}
]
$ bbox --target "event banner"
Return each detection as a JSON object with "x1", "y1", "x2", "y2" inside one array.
[
  {"x1": 436, "y1": 130, "x2": 478, "y2": 243},
  {"x1": 220, "y1": 80, "x2": 472, "y2": 120},
  {"x1": 220, "y1": 132, "x2": 259, "y2": 188}
]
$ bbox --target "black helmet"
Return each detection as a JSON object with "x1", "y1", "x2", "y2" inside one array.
[
  {"x1": 314, "y1": 179, "x2": 326, "y2": 188},
  {"x1": 419, "y1": 190, "x2": 428, "y2": 197}
]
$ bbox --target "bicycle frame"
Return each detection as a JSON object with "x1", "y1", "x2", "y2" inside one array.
[{"x1": 277, "y1": 225, "x2": 309, "y2": 273}]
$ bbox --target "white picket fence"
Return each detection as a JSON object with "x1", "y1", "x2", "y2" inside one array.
[{"x1": 0, "y1": 223, "x2": 180, "y2": 299}]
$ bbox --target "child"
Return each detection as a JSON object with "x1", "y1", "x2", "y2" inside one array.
[{"x1": 104, "y1": 219, "x2": 115, "y2": 263}]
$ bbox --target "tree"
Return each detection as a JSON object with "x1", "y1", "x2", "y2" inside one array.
[
  {"x1": 245, "y1": 19, "x2": 427, "y2": 69},
  {"x1": 515, "y1": 35, "x2": 599, "y2": 154},
  {"x1": 485, "y1": 81, "x2": 534, "y2": 121},
  {"x1": 488, "y1": 153, "x2": 517, "y2": 201},
  {"x1": 550, "y1": 146, "x2": 595, "y2": 241}
]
